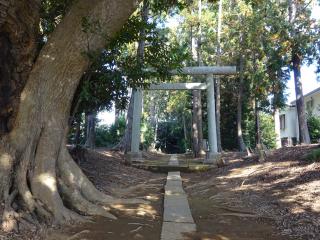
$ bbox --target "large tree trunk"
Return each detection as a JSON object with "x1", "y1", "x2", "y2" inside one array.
[
  {"x1": 0, "y1": 0, "x2": 40, "y2": 135},
  {"x1": 0, "y1": 0, "x2": 140, "y2": 231}
]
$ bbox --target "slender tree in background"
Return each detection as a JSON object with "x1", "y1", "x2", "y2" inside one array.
[
  {"x1": 191, "y1": 0, "x2": 204, "y2": 157},
  {"x1": 215, "y1": 0, "x2": 223, "y2": 152},
  {"x1": 237, "y1": 46, "x2": 247, "y2": 152},
  {"x1": 85, "y1": 112, "x2": 97, "y2": 149},
  {"x1": 288, "y1": 0, "x2": 311, "y2": 144}
]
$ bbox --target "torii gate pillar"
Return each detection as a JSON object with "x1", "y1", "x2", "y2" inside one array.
[
  {"x1": 126, "y1": 89, "x2": 144, "y2": 163},
  {"x1": 204, "y1": 74, "x2": 221, "y2": 164},
  {"x1": 131, "y1": 89, "x2": 143, "y2": 153}
]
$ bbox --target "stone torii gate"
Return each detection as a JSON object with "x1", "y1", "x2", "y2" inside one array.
[{"x1": 129, "y1": 66, "x2": 237, "y2": 164}]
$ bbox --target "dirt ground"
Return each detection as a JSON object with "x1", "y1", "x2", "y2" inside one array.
[
  {"x1": 182, "y1": 145, "x2": 320, "y2": 240},
  {"x1": 1, "y1": 145, "x2": 320, "y2": 240},
  {"x1": 0, "y1": 149, "x2": 166, "y2": 240}
]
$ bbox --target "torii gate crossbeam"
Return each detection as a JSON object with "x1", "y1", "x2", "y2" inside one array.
[{"x1": 129, "y1": 66, "x2": 237, "y2": 164}]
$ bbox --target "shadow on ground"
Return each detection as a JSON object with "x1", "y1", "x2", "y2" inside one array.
[{"x1": 182, "y1": 145, "x2": 320, "y2": 240}]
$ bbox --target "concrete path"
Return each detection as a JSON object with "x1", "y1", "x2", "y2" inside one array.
[
  {"x1": 161, "y1": 164, "x2": 196, "y2": 240},
  {"x1": 168, "y1": 154, "x2": 179, "y2": 166}
]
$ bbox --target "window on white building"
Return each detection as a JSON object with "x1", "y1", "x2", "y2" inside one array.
[{"x1": 280, "y1": 114, "x2": 285, "y2": 130}]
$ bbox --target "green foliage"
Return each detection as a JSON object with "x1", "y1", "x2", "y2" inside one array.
[
  {"x1": 95, "y1": 116, "x2": 126, "y2": 147},
  {"x1": 40, "y1": 0, "x2": 74, "y2": 39},
  {"x1": 72, "y1": 4, "x2": 189, "y2": 116},
  {"x1": 244, "y1": 112, "x2": 277, "y2": 150},
  {"x1": 157, "y1": 121, "x2": 186, "y2": 154},
  {"x1": 307, "y1": 114, "x2": 320, "y2": 143},
  {"x1": 141, "y1": 122, "x2": 155, "y2": 150},
  {"x1": 220, "y1": 78, "x2": 238, "y2": 150}
]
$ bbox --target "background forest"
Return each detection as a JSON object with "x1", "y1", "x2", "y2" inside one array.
[{"x1": 66, "y1": 0, "x2": 320, "y2": 154}]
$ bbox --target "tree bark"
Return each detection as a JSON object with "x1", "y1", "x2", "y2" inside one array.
[
  {"x1": 182, "y1": 114, "x2": 188, "y2": 150},
  {"x1": 74, "y1": 116, "x2": 81, "y2": 145},
  {"x1": 0, "y1": 0, "x2": 140, "y2": 230},
  {"x1": 293, "y1": 53, "x2": 310, "y2": 144},
  {"x1": 255, "y1": 100, "x2": 265, "y2": 162},
  {"x1": 85, "y1": 112, "x2": 96, "y2": 149},
  {"x1": 288, "y1": 0, "x2": 311, "y2": 144},
  {"x1": 215, "y1": 0, "x2": 223, "y2": 152},
  {"x1": 192, "y1": 90, "x2": 200, "y2": 157},
  {"x1": 124, "y1": 92, "x2": 135, "y2": 153},
  {"x1": 0, "y1": 0, "x2": 40, "y2": 135},
  {"x1": 191, "y1": 0, "x2": 204, "y2": 157},
  {"x1": 237, "y1": 53, "x2": 246, "y2": 152}
]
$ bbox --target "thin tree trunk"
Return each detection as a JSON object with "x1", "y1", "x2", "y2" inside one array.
[
  {"x1": 182, "y1": 114, "x2": 188, "y2": 151},
  {"x1": 237, "y1": 24, "x2": 247, "y2": 152},
  {"x1": 255, "y1": 99, "x2": 265, "y2": 162},
  {"x1": 0, "y1": 0, "x2": 140, "y2": 230},
  {"x1": 215, "y1": 0, "x2": 223, "y2": 152},
  {"x1": 288, "y1": 0, "x2": 310, "y2": 144},
  {"x1": 85, "y1": 112, "x2": 96, "y2": 149},
  {"x1": 293, "y1": 53, "x2": 310, "y2": 144},
  {"x1": 74, "y1": 116, "x2": 81, "y2": 145},
  {"x1": 237, "y1": 49, "x2": 246, "y2": 151},
  {"x1": 191, "y1": 0, "x2": 204, "y2": 157},
  {"x1": 149, "y1": 92, "x2": 156, "y2": 148},
  {"x1": 192, "y1": 90, "x2": 200, "y2": 157},
  {"x1": 124, "y1": 92, "x2": 134, "y2": 153},
  {"x1": 255, "y1": 100, "x2": 261, "y2": 147},
  {"x1": 196, "y1": 90, "x2": 203, "y2": 154},
  {"x1": 274, "y1": 108, "x2": 282, "y2": 149}
]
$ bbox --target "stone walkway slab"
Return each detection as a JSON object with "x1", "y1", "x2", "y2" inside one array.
[
  {"x1": 163, "y1": 195, "x2": 194, "y2": 223},
  {"x1": 161, "y1": 165, "x2": 196, "y2": 240},
  {"x1": 167, "y1": 171, "x2": 182, "y2": 181}
]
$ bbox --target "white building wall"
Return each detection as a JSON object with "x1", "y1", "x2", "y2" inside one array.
[
  {"x1": 304, "y1": 94, "x2": 320, "y2": 116},
  {"x1": 280, "y1": 106, "x2": 298, "y2": 139},
  {"x1": 279, "y1": 89, "x2": 320, "y2": 144}
]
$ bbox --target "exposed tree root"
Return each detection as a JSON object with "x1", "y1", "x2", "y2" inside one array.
[
  {"x1": 59, "y1": 181, "x2": 117, "y2": 219},
  {"x1": 58, "y1": 146, "x2": 148, "y2": 206},
  {"x1": 1, "y1": 139, "x2": 148, "y2": 232}
]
